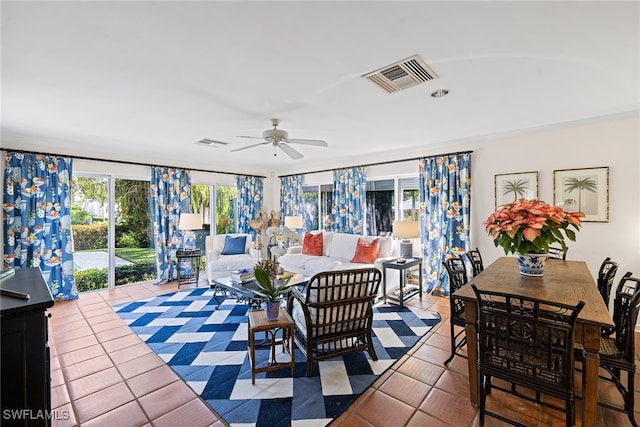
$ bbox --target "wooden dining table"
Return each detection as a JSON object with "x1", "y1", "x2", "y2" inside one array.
[{"x1": 453, "y1": 256, "x2": 614, "y2": 427}]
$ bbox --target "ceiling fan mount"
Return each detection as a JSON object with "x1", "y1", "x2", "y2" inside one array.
[{"x1": 230, "y1": 118, "x2": 327, "y2": 160}]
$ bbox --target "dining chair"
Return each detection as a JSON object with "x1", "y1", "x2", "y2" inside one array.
[
  {"x1": 547, "y1": 245, "x2": 567, "y2": 260},
  {"x1": 442, "y1": 257, "x2": 468, "y2": 365},
  {"x1": 463, "y1": 248, "x2": 484, "y2": 277},
  {"x1": 472, "y1": 285, "x2": 584, "y2": 427},
  {"x1": 576, "y1": 272, "x2": 639, "y2": 427},
  {"x1": 597, "y1": 257, "x2": 619, "y2": 307}
]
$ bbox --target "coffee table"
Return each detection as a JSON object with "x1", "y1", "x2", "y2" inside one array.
[{"x1": 210, "y1": 273, "x2": 309, "y2": 308}]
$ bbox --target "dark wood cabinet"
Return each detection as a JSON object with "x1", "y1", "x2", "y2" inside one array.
[{"x1": 1, "y1": 267, "x2": 54, "y2": 427}]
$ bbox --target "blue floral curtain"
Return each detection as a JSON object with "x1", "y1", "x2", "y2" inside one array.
[
  {"x1": 3, "y1": 152, "x2": 78, "y2": 300},
  {"x1": 419, "y1": 153, "x2": 471, "y2": 295},
  {"x1": 331, "y1": 167, "x2": 366, "y2": 234},
  {"x1": 236, "y1": 175, "x2": 264, "y2": 239},
  {"x1": 280, "y1": 175, "x2": 304, "y2": 229},
  {"x1": 151, "y1": 167, "x2": 191, "y2": 284}
]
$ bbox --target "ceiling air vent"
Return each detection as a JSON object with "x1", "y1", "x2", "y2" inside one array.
[
  {"x1": 362, "y1": 54, "x2": 438, "y2": 94},
  {"x1": 195, "y1": 138, "x2": 229, "y2": 148}
]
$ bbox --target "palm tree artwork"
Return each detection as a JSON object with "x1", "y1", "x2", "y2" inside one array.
[
  {"x1": 563, "y1": 176, "x2": 597, "y2": 212},
  {"x1": 502, "y1": 179, "x2": 529, "y2": 202}
]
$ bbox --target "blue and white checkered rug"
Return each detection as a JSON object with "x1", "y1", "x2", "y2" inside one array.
[{"x1": 114, "y1": 287, "x2": 440, "y2": 426}]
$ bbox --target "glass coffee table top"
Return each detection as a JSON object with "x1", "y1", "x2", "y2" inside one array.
[{"x1": 210, "y1": 273, "x2": 309, "y2": 308}]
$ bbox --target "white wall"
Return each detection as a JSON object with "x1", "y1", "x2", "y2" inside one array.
[
  {"x1": 469, "y1": 116, "x2": 640, "y2": 281},
  {"x1": 263, "y1": 115, "x2": 640, "y2": 281}
]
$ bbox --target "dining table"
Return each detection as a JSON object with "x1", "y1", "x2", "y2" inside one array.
[{"x1": 453, "y1": 256, "x2": 614, "y2": 427}]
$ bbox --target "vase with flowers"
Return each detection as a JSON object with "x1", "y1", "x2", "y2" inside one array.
[{"x1": 485, "y1": 199, "x2": 584, "y2": 276}]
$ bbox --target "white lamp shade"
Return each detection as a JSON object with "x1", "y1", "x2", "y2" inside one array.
[
  {"x1": 284, "y1": 215, "x2": 304, "y2": 229},
  {"x1": 392, "y1": 220, "x2": 420, "y2": 239},
  {"x1": 178, "y1": 213, "x2": 203, "y2": 231}
]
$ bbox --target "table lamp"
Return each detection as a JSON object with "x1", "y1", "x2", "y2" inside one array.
[
  {"x1": 393, "y1": 220, "x2": 420, "y2": 259},
  {"x1": 178, "y1": 213, "x2": 202, "y2": 250},
  {"x1": 284, "y1": 215, "x2": 304, "y2": 246},
  {"x1": 284, "y1": 215, "x2": 304, "y2": 231}
]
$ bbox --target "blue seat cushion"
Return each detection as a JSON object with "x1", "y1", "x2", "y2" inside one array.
[{"x1": 221, "y1": 235, "x2": 247, "y2": 255}]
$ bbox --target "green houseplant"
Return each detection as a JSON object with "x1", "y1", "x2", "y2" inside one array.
[
  {"x1": 485, "y1": 199, "x2": 583, "y2": 276},
  {"x1": 254, "y1": 266, "x2": 295, "y2": 320}
]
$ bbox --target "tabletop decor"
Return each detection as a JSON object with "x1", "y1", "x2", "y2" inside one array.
[
  {"x1": 253, "y1": 267, "x2": 294, "y2": 320},
  {"x1": 485, "y1": 198, "x2": 583, "y2": 276},
  {"x1": 266, "y1": 225, "x2": 302, "y2": 259}
]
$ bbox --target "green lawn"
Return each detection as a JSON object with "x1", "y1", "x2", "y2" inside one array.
[{"x1": 114, "y1": 247, "x2": 155, "y2": 264}]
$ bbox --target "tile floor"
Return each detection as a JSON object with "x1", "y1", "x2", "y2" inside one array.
[{"x1": 47, "y1": 276, "x2": 640, "y2": 426}]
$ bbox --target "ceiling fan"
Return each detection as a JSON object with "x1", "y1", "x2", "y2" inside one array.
[{"x1": 230, "y1": 118, "x2": 328, "y2": 160}]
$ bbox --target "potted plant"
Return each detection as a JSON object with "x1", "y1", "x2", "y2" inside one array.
[
  {"x1": 485, "y1": 199, "x2": 583, "y2": 276},
  {"x1": 254, "y1": 265, "x2": 295, "y2": 320}
]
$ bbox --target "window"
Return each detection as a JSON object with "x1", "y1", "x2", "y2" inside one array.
[
  {"x1": 365, "y1": 179, "x2": 395, "y2": 236},
  {"x1": 302, "y1": 184, "x2": 333, "y2": 231},
  {"x1": 302, "y1": 186, "x2": 319, "y2": 231},
  {"x1": 215, "y1": 185, "x2": 237, "y2": 234},
  {"x1": 400, "y1": 177, "x2": 420, "y2": 221},
  {"x1": 299, "y1": 176, "x2": 419, "y2": 235}
]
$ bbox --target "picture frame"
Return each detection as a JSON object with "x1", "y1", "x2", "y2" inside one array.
[
  {"x1": 494, "y1": 171, "x2": 538, "y2": 209},
  {"x1": 553, "y1": 166, "x2": 609, "y2": 222}
]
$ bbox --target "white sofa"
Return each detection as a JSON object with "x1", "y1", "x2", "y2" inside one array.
[
  {"x1": 205, "y1": 234, "x2": 260, "y2": 283},
  {"x1": 278, "y1": 231, "x2": 398, "y2": 277}
]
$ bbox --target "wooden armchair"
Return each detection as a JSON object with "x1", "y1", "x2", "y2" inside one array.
[{"x1": 287, "y1": 268, "x2": 381, "y2": 376}]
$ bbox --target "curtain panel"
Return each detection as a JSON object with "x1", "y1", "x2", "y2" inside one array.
[
  {"x1": 419, "y1": 153, "x2": 472, "y2": 295},
  {"x1": 331, "y1": 167, "x2": 367, "y2": 234},
  {"x1": 236, "y1": 175, "x2": 264, "y2": 239},
  {"x1": 151, "y1": 167, "x2": 192, "y2": 284},
  {"x1": 280, "y1": 175, "x2": 304, "y2": 228},
  {"x1": 3, "y1": 152, "x2": 78, "y2": 300}
]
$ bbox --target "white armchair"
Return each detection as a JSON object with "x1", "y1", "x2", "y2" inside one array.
[{"x1": 205, "y1": 234, "x2": 261, "y2": 283}]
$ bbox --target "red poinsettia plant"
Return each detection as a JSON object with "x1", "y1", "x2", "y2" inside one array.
[{"x1": 485, "y1": 199, "x2": 584, "y2": 255}]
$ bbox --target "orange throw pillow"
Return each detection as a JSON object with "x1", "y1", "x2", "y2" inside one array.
[
  {"x1": 302, "y1": 232, "x2": 323, "y2": 256},
  {"x1": 351, "y1": 238, "x2": 380, "y2": 264}
]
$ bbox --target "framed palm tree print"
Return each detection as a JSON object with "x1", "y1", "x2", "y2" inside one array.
[
  {"x1": 553, "y1": 166, "x2": 609, "y2": 222},
  {"x1": 494, "y1": 171, "x2": 538, "y2": 208}
]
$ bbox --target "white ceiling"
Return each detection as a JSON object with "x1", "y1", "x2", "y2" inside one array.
[{"x1": 2, "y1": 1, "x2": 639, "y2": 176}]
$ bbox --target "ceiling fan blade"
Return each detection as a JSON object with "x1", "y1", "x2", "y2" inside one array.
[
  {"x1": 229, "y1": 141, "x2": 270, "y2": 152},
  {"x1": 195, "y1": 138, "x2": 231, "y2": 148},
  {"x1": 279, "y1": 143, "x2": 304, "y2": 160},
  {"x1": 285, "y1": 138, "x2": 328, "y2": 147},
  {"x1": 236, "y1": 135, "x2": 265, "y2": 140}
]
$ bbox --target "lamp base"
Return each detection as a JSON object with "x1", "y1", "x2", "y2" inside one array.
[
  {"x1": 400, "y1": 240, "x2": 413, "y2": 259},
  {"x1": 182, "y1": 231, "x2": 196, "y2": 250}
]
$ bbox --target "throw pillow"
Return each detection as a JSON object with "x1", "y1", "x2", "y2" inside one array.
[
  {"x1": 221, "y1": 235, "x2": 247, "y2": 255},
  {"x1": 302, "y1": 232, "x2": 323, "y2": 256},
  {"x1": 350, "y1": 237, "x2": 380, "y2": 264}
]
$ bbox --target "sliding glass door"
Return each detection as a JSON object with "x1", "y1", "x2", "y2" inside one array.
[
  {"x1": 113, "y1": 179, "x2": 153, "y2": 286},
  {"x1": 71, "y1": 175, "x2": 112, "y2": 291},
  {"x1": 71, "y1": 175, "x2": 154, "y2": 292}
]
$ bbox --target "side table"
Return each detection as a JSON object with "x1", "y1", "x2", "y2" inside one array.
[
  {"x1": 176, "y1": 249, "x2": 201, "y2": 289},
  {"x1": 247, "y1": 308, "x2": 295, "y2": 385},
  {"x1": 381, "y1": 257, "x2": 423, "y2": 307}
]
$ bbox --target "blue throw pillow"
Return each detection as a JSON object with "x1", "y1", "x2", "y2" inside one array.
[{"x1": 221, "y1": 235, "x2": 247, "y2": 255}]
